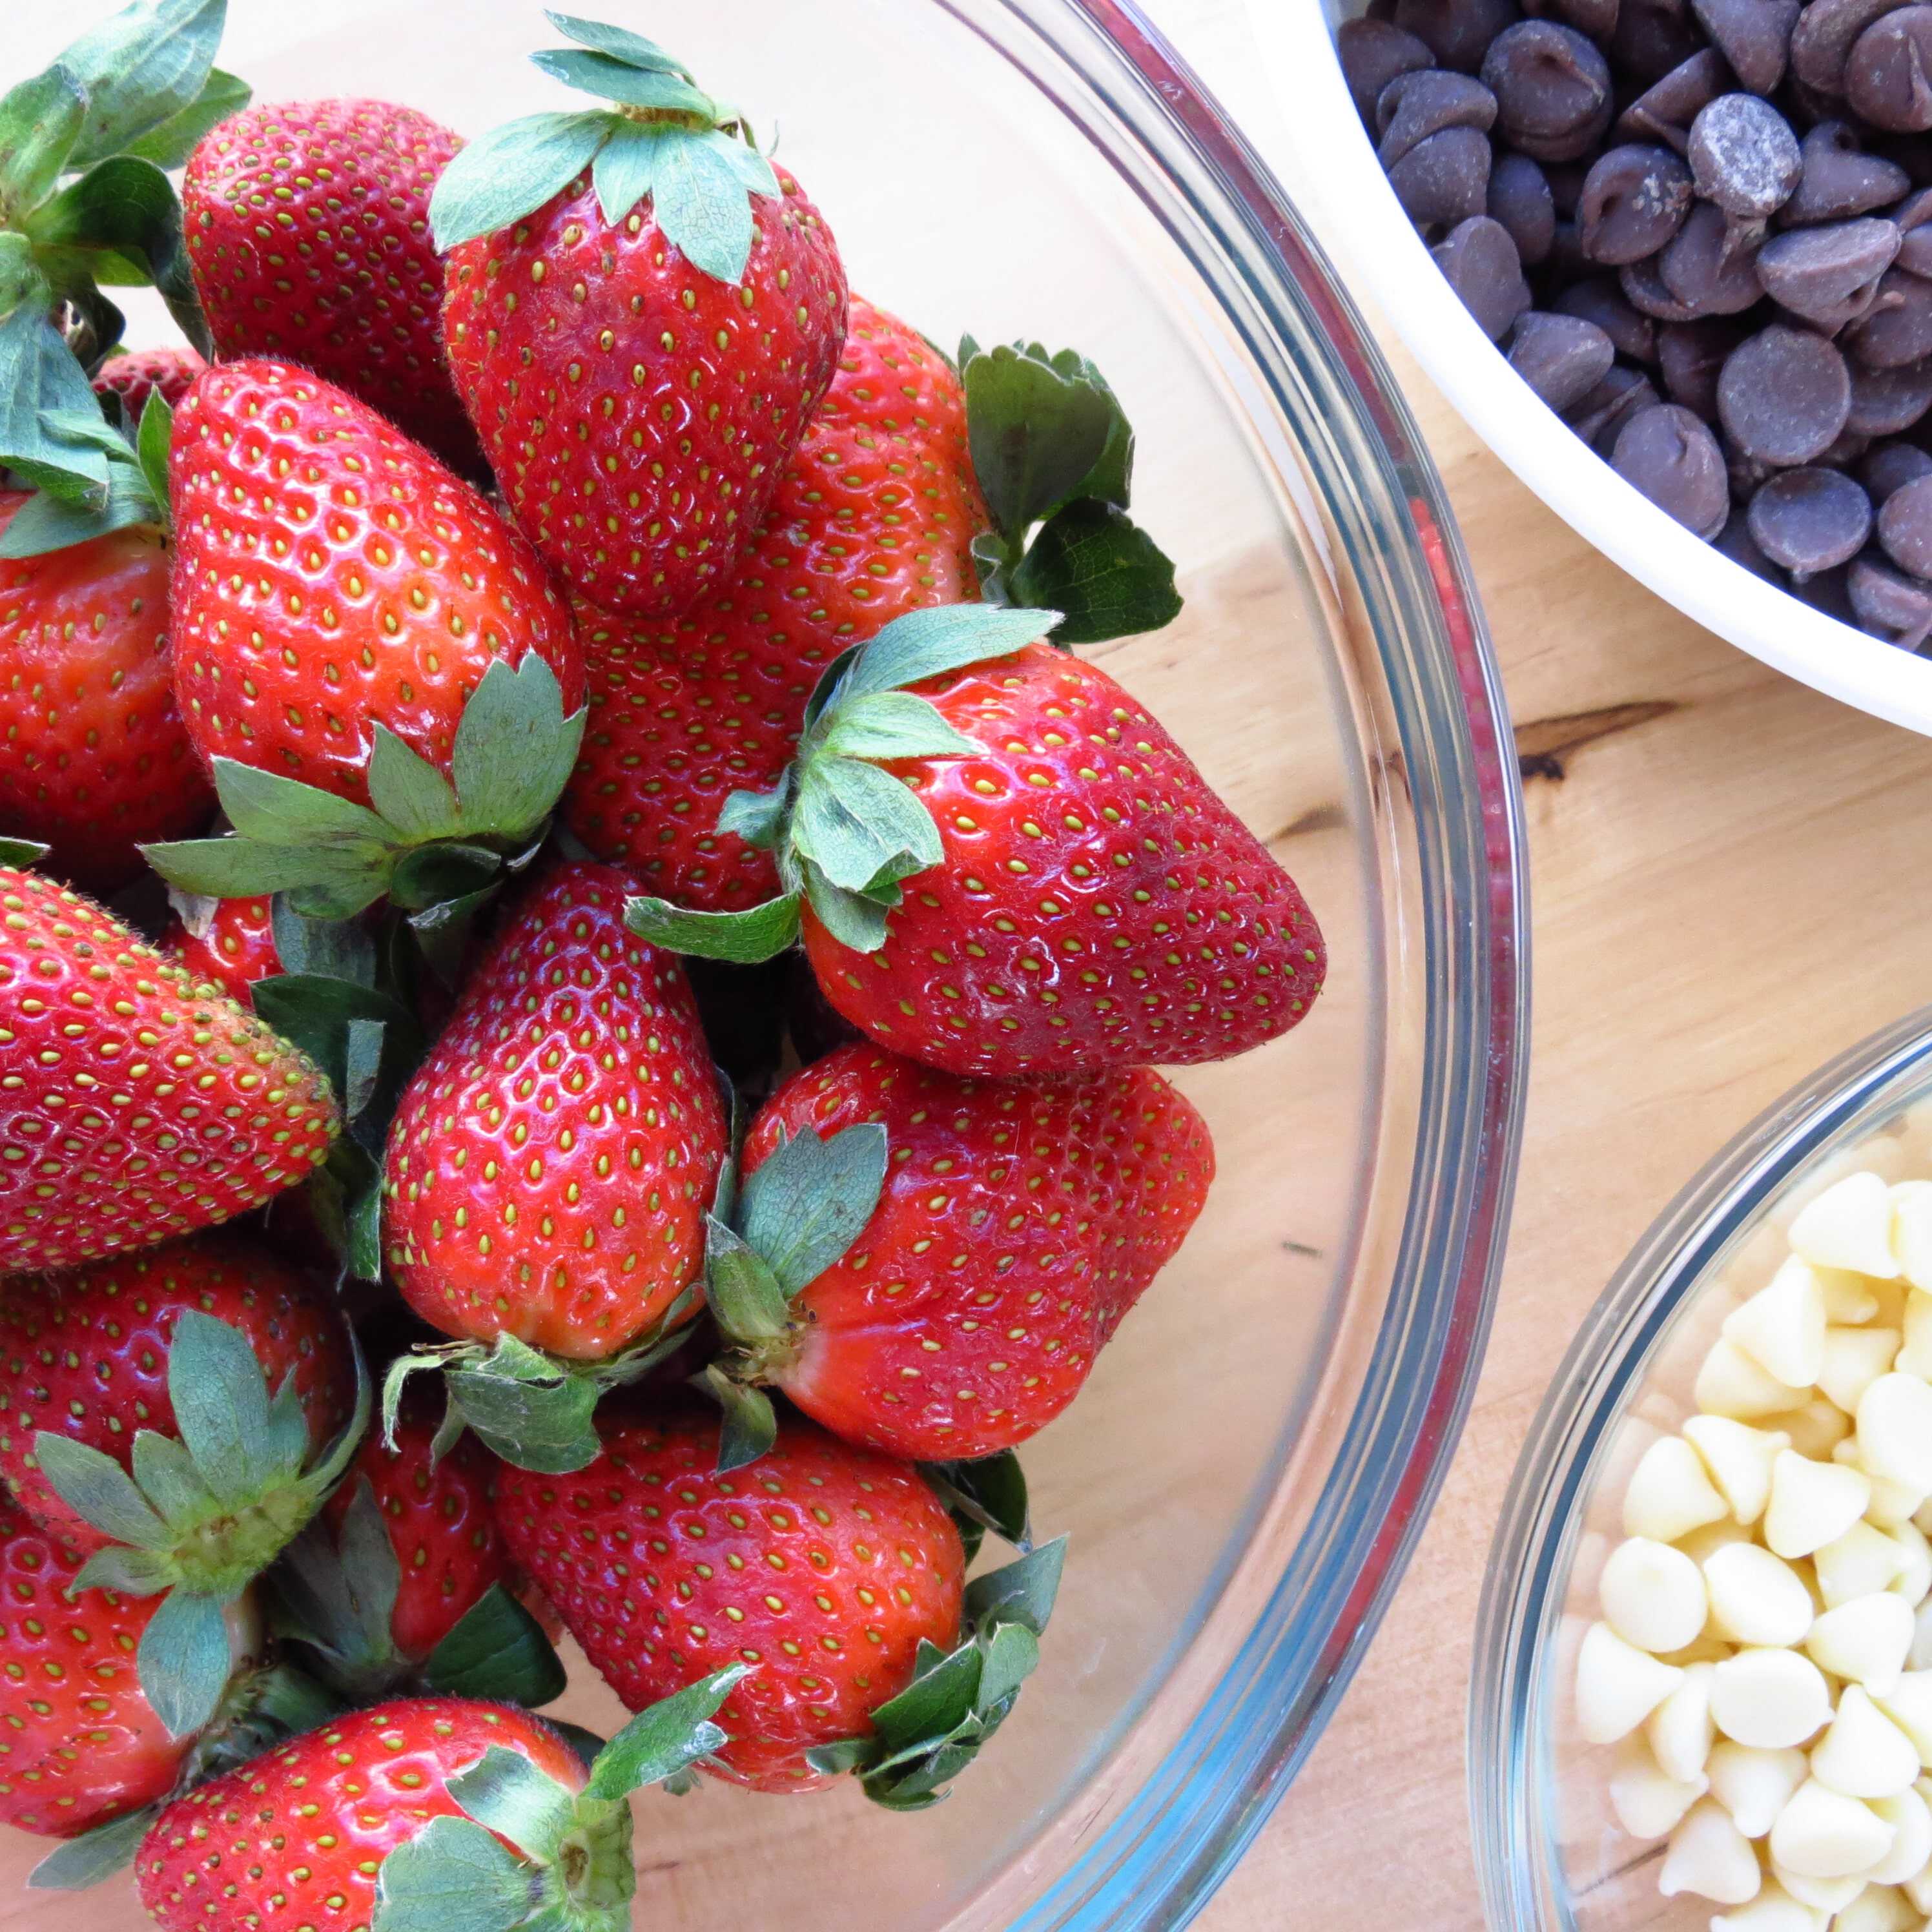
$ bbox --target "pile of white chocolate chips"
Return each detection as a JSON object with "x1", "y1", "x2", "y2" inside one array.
[{"x1": 1579, "y1": 1169, "x2": 1932, "y2": 1931}]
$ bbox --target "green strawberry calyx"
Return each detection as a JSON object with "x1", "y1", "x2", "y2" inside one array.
[
  {"x1": 624, "y1": 601, "x2": 1059, "y2": 965},
  {"x1": 141, "y1": 653, "x2": 588, "y2": 922},
  {"x1": 0, "y1": 837, "x2": 51, "y2": 867},
  {"x1": 29, "y1": 1658, "x2": 345, "y2": 1891},
  {"x1": 0, "y1": 385, "x2": 172, "y2": 559},
  {"x1": 31, "y1": 1312, "x2": 371, "y2": 1742},
  {"x1": 811, "y1": 1537, "x2": 1067, "y2": 1810},
  {"x1": 0, "y1": 0, "x2": 249, "y2": 516},
  {"x1": 371, "y1": 1666, "x2": 747, "y2": 1932},
  {"x1": 268, "y1": 1475, "x2": 569, "y2": 1708},
  {"x1": 960, "y1": 338, "x2": 1184, "y2": 647},
  {"x1": 428, "y1": 12, "x2": 779, "y2": 285}
]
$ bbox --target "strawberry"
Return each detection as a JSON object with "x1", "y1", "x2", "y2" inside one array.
[
  {"x1": 562, "y1": 296, "x2": 989, "y2": 910},
  {"x1": 630, "y1": 606, "x2": 1326, "y2": 1079},
  {"x1": 0, "y1": 493, "x2": 215, "y2": 892},
  {"x1": 434, "y1": 19, "x2": 847, "y2": 617},
  {"x1": 703, "y1": 1043, "x2": 1213, "y2": 1462},
  {"x1": 150, "y1": 358, "x2": 588, "y2": 920},
  {"x1": 0, "y1": 867, "x2": 340, "y2": 1274},
  {"x1": 183, "y1": 100, "x2": 482, "y2": 471},
  {"x1": 495, "y1": 1404, "x2": 1063, "y2": 1805},
  {"x1": 134, "y1": 1679, "x2": 741, "y2": 1932},
  {"x1": 92, "y1": 348, "x2": 207, "y2": 425},
  {"x1": 161, "y1": 894, "x2": 280, "y2": 1005},
  {"x1": 0, "y1": 1228, "x2": 364, "y2": 1740},
  {"x1": 381, "y1": 861, "x2": 726, "y2": 1470}
]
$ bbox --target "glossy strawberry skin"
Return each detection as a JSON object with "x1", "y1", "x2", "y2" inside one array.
[
  {"x1": 162, "y1": 895, "x2": 281, "y2": 1006},
  {"x1": 442, "y1": 165, "x2": 847, "y2": 619},
  {"x1": 802, "y1": 642, "x2": 1328, "y2": 1078},
  {"x1": 0, "y1": 494, "x2": 214, "y2": 892},
  {"x1": 563, "y1": 297, "x2": 989, "y2": 910},
  {"x1": 0, "y1": 1497, "x2": 187, "y2": 1836},
  {"x1": 136, "y1": 1698, "x2": 582, "y2": 1930},
  {"x1": 184, "y1": 99, "x2": 482, "y2": 471},
  {"x1": 169, "y1": 358, "x2": 582, "y2": 808},
  {"x1": 0, "y1": 869, "x2": 340, "y2": 1273},
  {"x1": 91, "y1": 347, "x2": 207, "y2": 422},
  {"x1": 494, "y1": 1407, "x2": 964, "y2": 1792},
  {"x1": 383, "y1": 862, "x2": 726, "y2": 1362},
  {"x1": 325, "y1": 1399, "x2": 507, "y2": 1660},
  {"x1": 744, "y1": 1045, "x2": 1213, "y2": 1459},
  {"x1": 0, "y1": 1230, "x2": 355, "y2": 1556}
]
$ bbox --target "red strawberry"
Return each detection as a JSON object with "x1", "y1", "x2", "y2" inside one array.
[
  {"x1": 91, "y1": 348, "x2": 207, "y2": 424},
  {"x1": 435, "y1": 25, "x2": 847, "y2": 617},
  {"x1": 136, "y1": 1681, "x2": 739, "y2": 1932},
  {"x1": 0, "y1": 1498, "x2": 247, "y2": 1838},
  {"x1": 563, "y1": 296, "x2": 988, "y2": 910},
  {"x1": 0, "y1": 494, "x2": 215, "y2": 892},
  {"x1": 161, "y1": 894, "x2": 280, "y2": 1005},
  {"x1": 495, "y1": 1405, "x2": 973, "y2": 1794},
  {"x1": 715, "y1": 1043, "x2": 1213, "y2": 1461},
  {"x1": 321, "y1": 1396, "x2": 507, "y2": 1661},
  {"x1": 184, "y1": 100, "x2": 482, "y2": 471},
  {"x1": 0, "y1": 868, "x2": 339, "y2": 1274},
  {"x1": 382, "y1": 862, "x2": 726, "y2": 1465}
]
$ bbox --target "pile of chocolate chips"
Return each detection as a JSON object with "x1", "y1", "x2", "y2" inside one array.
[{"x1": 1342, "y1": 0, "x2": 1932, "y2": 651}]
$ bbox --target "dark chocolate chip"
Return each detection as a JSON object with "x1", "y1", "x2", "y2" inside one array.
[
  {"x1": 1488, "y1": 152, "x2": 1560, "y2": 260},
  {"x1": 1577, "y1": 142, "x2": 1696, "y2": 258},
  {"x1": 1616, "y1": 48, "x2": 1733, "y2": 152},
  {"x1": 1390, "y1": 127, "x2": 1497, "y2": 225},
  {"x1": 1890, "y1": 185, "x2": 1932, "y2": 271},
  {"x1": 1819, "y1": 426, "x2": 1875, "y2": 462},
  {"x1": 1508, "y1": 309, "x2": 1621, "y2": 402},
  {"x1": 1713, "y1": 503, "x2": 1783, "y2": 575},
  {"x1": 1483, "y1": 19, "x2": 1617, "y2": 157},
  {"x1": 1755, "y1": 216, "x2": 1902, "y2": 326},
  {"x1": 1782, "y1": 122, "x2": 1915, "y2": 225},
  {"x1": 1525, "y1": 0, "x2": 1622, "y2": 34},
  {"x1": 1848, "y1": 550, "x2": 1932, "y2": 639},
  {"x1": 1790, "y1": 0, "x2": 1914, "y2": 93},
  {"x1": 1746, "y1": 464, "x2": 1875, "y2": 570},
  {"x1": 1621, "y1": 249, "x2": 1707, "y2": 315},
  {"x1": 1788, "y1": 560, "x2": 1860, "y2": 618},
  {"x1": 1659, "y1": 315, "x2": 1752, "y2": 413},
  {"x1": 1725, "y1": 435, "x2": 1781, "y2": 495},
  {"x1": 1432, "y1": 214, "x2": 1537, "y2": 334},
  {"x1": 1687, "y1": 93, "x2": 1805, "y2": 215},
  {"x1": 1846, "y1": 353, "x2": 1932, "y2": 429},
  {"x1": 1690, "y1": 0, "x2": 1800, "y2": 91},
  {"x1": 1860, "y1": 437, "x2": 1932, "y2": 495},
  {"x1": 1555, "y1": 274, "x2": 1662, "y2": 355},
  {"x1": 1568, "y1": 365, "x2": 1664, "y2": 447},
  {"x1": 1875, "y1": 466, "x2": 1932, "y2": 568},
  {"x1": 1842, "y1": 263, "x2": 1932, "y2": 362},
  {"x1": 1395, "y1": 0, "x2": 1526, "y2": 70},
  {"x1": 1611, "y1": 400, "x2": 1733, "y2": 529},
  {"x1": 1659, "y1": 200, "x2": 1769, "y2": 311},
  {"x1": 1611, "y1": 0, "x2": 1710, "y2": 82},
  {"x1": 1339, "y1": 18, "x2": 1437, "y2": 123},
  {"x1": 1378, "y1": 69, "x2": 1501, "y2": 159},
  {"x1": 1845, "y1": 4, "x2": 1932, "y2": 128},
  {"x1": 1717, "y1": 321, "x2": 1855, "y2": 459}
]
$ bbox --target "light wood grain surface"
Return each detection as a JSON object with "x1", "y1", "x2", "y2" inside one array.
[{"x1": 1147, "y1": 2, "x2": 1932, "y2": 1927}]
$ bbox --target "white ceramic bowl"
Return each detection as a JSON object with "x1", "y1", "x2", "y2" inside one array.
[{"x1": 1249, "y1": 0, "x2": 1932, "y2": 735}]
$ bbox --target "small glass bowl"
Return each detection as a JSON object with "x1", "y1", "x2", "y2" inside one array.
[{"x1": 1474, "y1": 1008, "x2": 1932, "y2": 1929}]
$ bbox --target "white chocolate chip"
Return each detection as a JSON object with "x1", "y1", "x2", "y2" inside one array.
[
  {"x1": 1792, "y1": 1173, "x2": 1902, "y2": 1279},
  {"x1": 1765, "y1": 1450, "x2": 1871, "y2": 1559},
  {"x1": 1601, "y1": 1537, "x2": 1709, "y2": 1652},
  {"x1": 1773, "y1": 1862, "x2": 1865, "y2": 1913},
  {"x1": 1893, "y1": 1181, "x2": 1932, "y2": 1291},
  {"x1": 1647, "y1": 1661, "x2": 1718, "y2": 1785},
  {"x1": 1770, "y1": 1776, "x2": 1896, "y2": 1876},
  {"x1": 1897, "y1": 1288, "x2": 1932, "y2": 1380},
  {"x1": 1577, "y1": 1621, "x2": 1687, "y2": 1743},
  {"x1": 1874, "y1": 1669, "x2": 1932, "y2": 1759},
  {"x1": 1623, "y1": 1435, "x2": 1731, "y2": 1543},
  {"x1": 1680, "y1": 1518, "x2": 1756, "y2": 1566},
  {"x1": 1860, "y1": 1373, "x2": 1932, "y2": 1494},
  {"x1": 1906, "y1": 1844, "x2": 1932, "y2": 1913},
  {"x1": 1806, "y1": 1593, "x2": 1916, "y2": 1696},
  {"x1": 1727, "y1": 1256, "x2": 1829, "y2": 1389},
  {"x1": 1711, "y1": 1880, "x2": 1829, "y2": 1931},
  {"x1": 1891, "y1": 1523, "x2": 1932, "y2": 1607},
  {"x1": 1820, "y1": 1328, "x2": 1905, "y2": 1417},
  {"x1": 1821, "y1": 1264, "x2": 1884, "y2": 1324},
  {"x1": 1774, "y1": 1397, "x2": 1855, "y2": 1460},
  {"x1": 1607, "y1": 1732, "x2": 1709, "y2": 1839},
  {"x1": 1867, "y1": 1785, "x2": 1932, "y2": 1886},
  {"x1": 1660, "y1": 1796, "x2": 1763, "y2": 1904},
  {"x1": 1712, "y1": 1647, "x2": 1834, "y2": 1749},
  {"x1": 1835, "y1": 1884, "x2": 1920, "y2": 1932},
  {"x1": 1811, "y1": 1685, "x2": 1921, "y2": 1798},
  {"x1": 1687, "y1": 1415, "x2": 1794, "y2": 1526},
  {"x1": 1708, "y1": 1740, "x2": 1809, "y2": 1838},
  {"x1": 1705, "y1": 1542, "x2": 1816, "y2": 1647},
  {"x1": 1817, "y1": 1521, "x2": 1911, "y2": 1608},
  {"x1": 1701, "y1": 1337, "x2": 1813, "y2": 1421}
]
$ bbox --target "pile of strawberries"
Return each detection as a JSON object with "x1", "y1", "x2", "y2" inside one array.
[{"x1": 0, "y1": 4, "x2": 1328, "y2": 1928}]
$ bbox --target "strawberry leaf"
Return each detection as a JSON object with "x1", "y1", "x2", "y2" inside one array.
[
  {"x1": 541, "y1": 13, "x2": 690, "y2": 76},
  {"x1": 1005, "y1": 498, "x2": 1184, "y2": 646},
  {"x1": 0, "y1": 838, "x2": 50, "y2": 867},
  {"x1": 252, "y1": 975, "x2": 422, "y2": 1133},
  {"x1": 449, "y1": 654, "x2": 586, "y2": 841},
  {"x1": 835, "y1": 602, "x2": 1054, "y2": 703},
  {"x1": 27, "y1": 1804, "x2": 156, "y2": 1891},
  {"x1": 268, "y1": 1477, "x2": 404, "y2": 1697},
  {"x1": 130, "y1": 1430, "x2": 217, "y2": 1523},
  {"x1": 792, "y1": 756, "x2": 939, "y2": 894},
  {"x1": 269, "y1": 898, "x2": 376, "y2": 987},
  {"x1": 737, "y1": 1122, "x2": 887, "y2": 1296},
  {"x1": 0, "y1": 453, "x2": 160, "y2": 557},
  {"x1": 213, "y1": 759, "x2": 391, "y2": 847},
  {"x1": 650, "y1": 129, "x2": 761, "y2": 284},
  {"x1": 624, "y1": 891, "x2": 800, "y2": 963},
  {"x1": 367, "y1": 724, "x2": 462, "y2": 842},
  {"x1": 704, "y1": 1220, "x2": 791, "y2": 1341},
  {"x1": 923, "y1": 1450, "x2": 1032, "y2": 1561},
  {"x1": 0, "y1": 307, "x2": 114, "y2": 504},
  {"x1": 0, "y1": 67, "x2": 88, "y2": 227},
  {"x1": 139, "y1": 1586, "x2": 232, "y2": 1738},
  {"x1": 135, "y1": 387, "x2": 172, "y2": 512},
  {"x1": 715, "y1": 779, "x2": 790, "y2": 850},
  {"x1": 423, "y1": 1584, "x2": 568, "y2": 1708},
  {"x1": 590, "y1": 121, "x2": 659, "y2": 227},
  {"x1": 141, "y1": 834, "x2": 390, "y2": 905},
  {"x1": 427, "y1": 110, "x2": 616, "y2": 253},
  {"x1": 583, "y1": 1664, "x2": 745, "y2": 1801},
  {"x1": 446, "y1": 1747, "x2": 579, "y2": 1862},
  {"x1": 817, "y1": 690, "x2": 977, "y2": 763},
  {"x1": 801, "y1": 863, "x2": 891, "y2": 951},
  {"x1": 444, "y1": 1337, "x2": 606, "y2": 1474},
  {"x1": 59, "y1": 0, "x2": 227, "y2": 172},
  {"x1": 529, "y1": 50, "x2": 714, "y2": 117},
  {"x1": 697, "y1": 1366, "x2": 777, "y2": 1473},
  {"x1": 0, "y1": 234, "x2": 48, "y2": 323},
  {"x1": 121, "y1": 65, "x2": 249, "y2": 169},
  {"x1": 33, "y1": 1435, "x2": 169, "y2": 1548},
  {"x1": 372, "y1": 1816, "x2": 536, "y2": 1932},
  {"x1": 167, "y1": 1308, "x2": 273, "y2": 1507},
  {"x1": 964, "y1": 343, "x2": 1117, "y2": 542},
  {"x1": 965, "y1": 1534, "x2": 1067, "y2": 1636}
]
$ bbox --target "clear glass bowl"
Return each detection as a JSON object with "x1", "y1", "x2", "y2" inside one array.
[
  {"x1": 1474, "y1": 1010, "x2": 1932, "y2": 1929},
  {"x1": 1, "y1": 1, "x2": 1527, "y2": 1927}
]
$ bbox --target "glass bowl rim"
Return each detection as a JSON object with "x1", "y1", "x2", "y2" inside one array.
[{"x1": 1470, "y1": 1005, "x2": 1932, "y2": 1929}]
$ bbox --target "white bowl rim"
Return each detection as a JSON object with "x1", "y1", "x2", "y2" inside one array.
[{"x1": 1248, "y1": 0, "x2": 1932, "y2": 735}]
